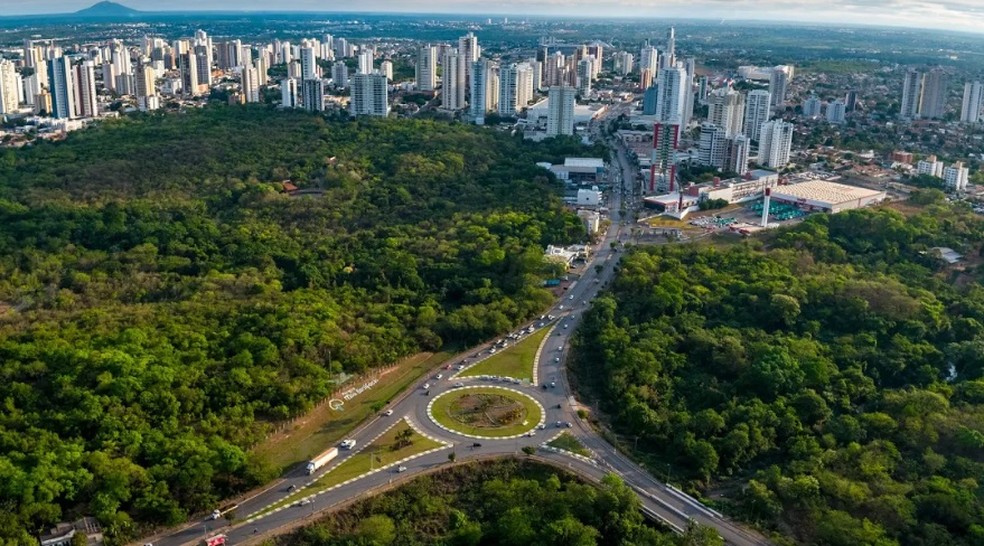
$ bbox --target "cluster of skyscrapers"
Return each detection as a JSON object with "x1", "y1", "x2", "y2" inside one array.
[{"x1": 643, "y1": 35, "x2": 796, "y2": 192}]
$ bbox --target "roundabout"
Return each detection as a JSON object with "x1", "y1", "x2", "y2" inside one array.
[{"x1": 427, "y1": 386, "x2": 545, "y2": 439}]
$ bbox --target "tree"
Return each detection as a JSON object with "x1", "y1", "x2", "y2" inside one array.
[{"x1": 354, "y1": 514, "x2": 396, "y2": 545}]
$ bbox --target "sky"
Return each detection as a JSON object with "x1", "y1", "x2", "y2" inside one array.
[{"x1": 4, "y1": 0, "x2": 984, "y2": 34}]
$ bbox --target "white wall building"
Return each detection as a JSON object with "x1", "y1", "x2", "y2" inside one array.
[
  {"x1": 826, "y1": 99, "x2": 847, "y2": 124},
  {"x1": 758, "y1": 120, "x2": 794, "y2": 168},
  {"x1": 73, "y1": 60, "x2": 98, "y2": 118},
  {"x1": 961, "y1": 81, "x2": 982, "y2": 123},
  {"x1": 900, "y1": 69, "x2": 922, "y2": 120},
  {"x1": 916, "y1": 156, "x2": 944, "y2": 177},
  {"x1": 350, "y1": 72, "x2": 389, "y2": 117},
  {"x1": 744, "y1": 89, "x2": 771, "y2": 141},
  {"x1": 441, "y1": 49, "x2": 465, "y2": 110},
  {"x1": 802, "y1": 95, "x2": 821, "y2": 117},
  {"x1": 546, "y1": 85, "x2": 576, "y2": 136},
  {"x1": 769, "y1": 66, "x2": 790, "y2": 111},
  {"x1": 357, "y1": 49, "x2": 373, "y2": 75},
  {"x1": 416, "y1": 45, "x2": 437, "y2": 92},
  {"x1": 576, "y1": 58, "x2": 593, "y2": 96},
  {"x1": 919, "y1": 68, "x2": 947, "y2": 120},
  {"x1": 655, "y1": 65, "x2": 687, "y2": 123},
  {"x1": 242, "y1": 65, "x2": 260, "y2": 103},
  {"x1": 943, "y1": 162, "x2": 969, "y2": 191},
  {"x1": 707, "y1": 87, "x2": 745, "y2": 137},
  {"x1": 0, "y1": 59, "x2": 19, "y2": 113}
]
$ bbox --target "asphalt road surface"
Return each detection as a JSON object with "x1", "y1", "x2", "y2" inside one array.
[{"x1": 141, "y1": 101, "x2": 771, "y2": 546}]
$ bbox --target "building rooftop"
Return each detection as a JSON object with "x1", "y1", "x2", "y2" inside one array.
[
  {"x1": 772, "y1": 180, "x2": 885, "y2": 205},
  {"x1": 564, "y1": 157, "x2": 605, "y2": 169}
]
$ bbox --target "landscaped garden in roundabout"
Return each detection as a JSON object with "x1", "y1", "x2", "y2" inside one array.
[{"x1": 429, "y1": 386, "x2": 544, "y2": 438}]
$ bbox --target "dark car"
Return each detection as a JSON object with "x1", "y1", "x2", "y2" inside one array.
[{"x1": 472, "y1": 442, "x2": 483, "y2": 448}]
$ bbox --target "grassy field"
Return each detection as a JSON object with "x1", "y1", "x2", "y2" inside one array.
[
  {"x1": 252, "y1": 351, "x2": 451, "y2": 472},
  {"x1": 547, "y1": 433, "x2": 591, "y2": 457},
  {"x1": 252, "y1": 421, "x2": 445, "y2": 518},
  {"x1": 458, "y1": 327, "x2": 551, "y2": 382},
  {"x1": 430, "y1": 387, "x2": 543, "y2": 438}
]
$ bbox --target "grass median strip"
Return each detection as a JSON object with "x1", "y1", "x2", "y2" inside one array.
[
  {"x1": 252, "y1": 351, "x2": 450, "y2": 472},
  {"x1": 458, "y1": 327, "x2": 550, "y2": 382},
  {"x1": 430, "y1": 386, "x2": 543, "y2": 438},
  {"x1": 547, "y1": 432, "x2": 591, "y2": 457},
  {"x1": 250, "y1": 420, "x2": 445, "y2": 519}
]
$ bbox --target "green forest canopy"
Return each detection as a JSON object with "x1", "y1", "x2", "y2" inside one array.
[
  {"x1": 572, "y1": 201, "x2": 984, "y2": 546},
  {"x1": 274, "y1": 459, "x2": 719, "y2": 546},
  {"x1": 0, "y1": 106, "x2": 602, "y2": 544}
]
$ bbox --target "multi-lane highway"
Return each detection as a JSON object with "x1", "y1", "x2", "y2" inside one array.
[{"x1": 141, "y1": 101, "x2": 771, "y2": 546}]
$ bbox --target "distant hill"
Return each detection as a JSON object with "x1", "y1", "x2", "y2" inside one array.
[{"x1": 74, "y1": 1, "x2": 141, "y2": 17}]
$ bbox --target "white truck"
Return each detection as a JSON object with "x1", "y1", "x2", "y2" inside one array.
[{"x1": 305, "y1": 447, "x2": 339, "y2": 475}]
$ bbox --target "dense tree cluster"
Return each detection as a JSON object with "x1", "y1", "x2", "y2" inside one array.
[
  {"x1": 572, "y1": 203, "x2": 984, "y2": 545},
  {"x1": 274, "y1": 459, "x2": 715, "y2": 546},
  {"x1": 0, "y1": 106, "x2": 595, "y2": 544}
]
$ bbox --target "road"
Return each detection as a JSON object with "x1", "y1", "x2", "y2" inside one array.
[{"x1": 142, "y1": 100, "x2": 771, "y2": 546}]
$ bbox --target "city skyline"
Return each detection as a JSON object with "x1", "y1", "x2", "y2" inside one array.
[{"x1": 4, "y1": 0, "x2": 984, "y2": 35}]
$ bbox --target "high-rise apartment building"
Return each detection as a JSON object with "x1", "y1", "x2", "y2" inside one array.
[
  {"x1": 900, "y1": 69, "x2": 922, "y2": 120},
  {"x1": 179, "y1": 51, "x2": 200, "y2": 96},
  {"x1": 728, "y1": 135, "x2": 750, "y2": 176},
  {"x1": 498, "y1": 63, "x2": 534, "y2": 116},
  {"x1": 961, "y1": 81, "x2": 983, "y2": 123},
  {"x1": 802, "y1": 95, "x2": 822, "y2": 117},
  {"x1": 744, "y1": 89, "x2": 771, "y2": 141},
  {"x1": 661, "y1": 28, "x2": 675, "y2": 70},
  {"x1": 706, "y1": 87, "x2": 745, "y2": 138},
  {"x1": 698, "y1": 123, "x2": 728, "y2": 169},
  {"x1": 919, "y1": 68, "x2": 947, "y2": 119},
  {"x1": 613, "y1": 52, "x2": 634, "y2": 76},
  {"x1": 350, "y1": 72, "x2": 389, "y2": 117},
  {"x1": 48, "y1": 56, "x2": 76, "y2": 119},
  {"x1": 331, "y1": 62, "x2": 348, "y2": 88},
  {"x1": 458, "y1": 32, "x2": 480, "y2": 82},
  {"x1": 194, "y1": 44, "x2": 211, "y2": 88},
  {"x1": 300, "y1": 45, "x2": 319, "y2": 81},
  {"x1": 844, "y1": 90, "x2": 859, "y2": 111},
  {"x1": 441, "y1": 49, "x2": 466, "y2": 111},
  {"x1": 357, "y1": 50, "x2": 373, "y2": 75},
  {"x1": 416, "y1": 45, "x2": 437, "y2": 92},
  {"x1": 0, "y1": 59, "x2": 19, "y2": 114},
  {"x1": 302, "y1": 78, "x2": 325, "y2": 112},
  {"x1": 639, "y1": 46, "x2": 658, "y2": 78},
  {"x1": 281, "y1": 78, "x2": 299, "y2": 108},
  {"x1": 655, "y1": 66, "x2": 687, "y2": 123},
  {"x1": 136, "y1": 63, "x2": 158, "y2": 111},
  {"x1": 826, "y1": 99, "x2": 847, "y2": 124},
  {"x1": 380, "y1": 60, "x2": 393, "y2": 81},
  {"x1": 576, "y1": 58, "x2": 593, "y2": 96},
  {"x1": 650, "y1": 123, "x2": 680, "y2": 193},
  {"x1": 242, "y1": 65, "x2": 260, "y2": 103},
  {"x1": 769, "y1": 66, "x2": 790, "y2": 111},
  {"x1": 758, "y1": 120, "x2": 794, "y2": 168},
  {"x1": 470, "y1": 58, "x2": 490, "y2": 124},
  {"x1": 73, "y1": 60, "x2": 98, "y2": 118},
  {"x1": 546, "y1": 85, "x2": 576, "y2": 136}
]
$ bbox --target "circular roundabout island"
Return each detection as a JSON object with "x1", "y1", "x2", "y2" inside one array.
[{"x1": 428, "y1": 386, "x2": 545, "y2": 439}]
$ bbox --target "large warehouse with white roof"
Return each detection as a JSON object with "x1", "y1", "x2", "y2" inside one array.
[{"x1": 769, "y1": 180, "x2": 886, "y2": 213}]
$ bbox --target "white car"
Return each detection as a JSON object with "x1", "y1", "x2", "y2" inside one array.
[
  {"x1": 423, "y1": 383, "x2": 431, "y2": 390},
  {"x1": 435, "y1": 374, "x2": 443, "y2": 380},
  {"x1": 397, "y1": 466, "x2": 408, "y2": 473},
  {"x1": 383, "y1": 409, "x2": 394, "y2": 416}
]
